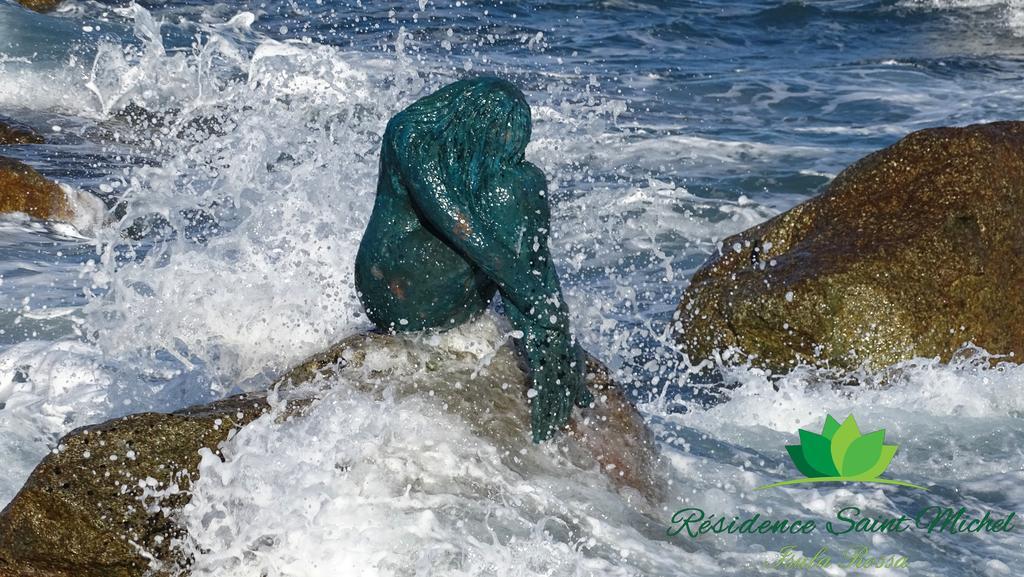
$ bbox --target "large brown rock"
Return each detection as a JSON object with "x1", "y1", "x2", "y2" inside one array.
[
  {"x1": 674, "y1": 121, "x2": 1024, "y2": 373},
  {"x1": 0, "y1": 395, "x2": 272, "y2": 577},
  {"x1": 0, "y1": 157, "x2": 107, "y2": 233},
  {"x1": 0, "y1": 323, "x2": 661, "y2": 577},
  {"x1": 14, "y1": 0, "x2": 61, "y2": 12},
  {"x1": 0, "y1": 157, "x2": 74, "y2": 223}
]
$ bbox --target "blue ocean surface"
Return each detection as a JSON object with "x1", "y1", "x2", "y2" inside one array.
[{"x1": 1, "y1": 0, "x2": 1022, "y2": 575}]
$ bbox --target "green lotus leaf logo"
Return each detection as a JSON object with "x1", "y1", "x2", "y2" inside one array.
[{"x1": 756, "y1": 414, "x2": 927, "y2": 490}]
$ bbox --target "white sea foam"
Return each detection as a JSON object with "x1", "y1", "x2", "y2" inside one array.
[
  {"x1": 901, "y1": 0, "x2": 1024, "y2": 36},
  {"x1": 0, "y1": 340, "x2": 110, "y2": 502},
  {"x1": 178, "y1": 373, "x2": 656, "y2": 577},
  {"x1": 80, "y1": 19, "x2": 385, "y2": 381}
]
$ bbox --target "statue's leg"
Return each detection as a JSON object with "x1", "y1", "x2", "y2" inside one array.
[{"x1": 356, "y1": 226, "x2": 498, "y2": 333}]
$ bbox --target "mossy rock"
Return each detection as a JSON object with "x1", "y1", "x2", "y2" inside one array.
[
  {"x1": 674, "y1": 121, "x2": 1024, "y2": 373},
  {"x1": 0, "y1": 327, "x2": 660, "y2": 576},
  {"x1": 0, "y1": 157, "x2": 73, "y2": 223}
]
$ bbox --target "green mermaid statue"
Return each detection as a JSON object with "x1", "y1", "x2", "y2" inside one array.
[{"x1": 355, "y1": 77, "x2": 593, "y2": 442}]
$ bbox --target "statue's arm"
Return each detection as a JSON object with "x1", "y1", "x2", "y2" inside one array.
[
  {"x1": 394, "y1": 137, "x2": 560, "y2": 327},
  {"x1": 488, "y1": 164, "x2": 593, "y2": 440}
]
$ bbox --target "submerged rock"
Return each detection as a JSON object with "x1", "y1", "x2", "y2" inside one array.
[
  {"x1": 0, "y1": 157, "x2": 106, "y2": 233},
  {"x1": 109, "y1": 102, "x2": 232, "y2": 144},
  {"x1": 0, "y1": 121, "x2": 43, "y2": 146},
  {"x1": 674, "y1": 121, "x2": 1024, "y2": 373},
  {"x1": 0, "y1": 320, "x2": 661, "y2": 577}
]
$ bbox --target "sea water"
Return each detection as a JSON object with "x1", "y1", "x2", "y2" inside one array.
[{"x1": 0, "y1": 0, "x2": 1022, "y2": 575}]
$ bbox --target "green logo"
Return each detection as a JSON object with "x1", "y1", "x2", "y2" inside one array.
[{"x1": 756, "y1": 414, "x2": 927, "y2": 491}]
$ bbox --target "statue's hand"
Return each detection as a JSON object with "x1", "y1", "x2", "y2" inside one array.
[
  {"x1": 517, "y1": 291, "x2": 571, "y2": 332},
  {"x1": 528, "y1": 334, "x2": 592, "y2": 442}
]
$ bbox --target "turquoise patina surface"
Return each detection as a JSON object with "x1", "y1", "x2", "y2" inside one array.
[{"x1": 355, "y1": 77, "x2": 592, "y2": 442}]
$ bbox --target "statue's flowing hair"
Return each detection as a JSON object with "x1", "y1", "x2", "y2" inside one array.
[{"x1": 386, "y1": 77, "x2": 532, "y2": 202}]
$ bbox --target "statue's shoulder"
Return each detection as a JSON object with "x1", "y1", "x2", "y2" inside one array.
[{"x1": 381, "y1": 111, "x2": 416, "y2": 152}]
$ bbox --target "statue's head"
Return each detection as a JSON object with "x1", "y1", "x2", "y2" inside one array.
[{"x1": 389, "y1": 76, "x2": 533, "y2": 194}]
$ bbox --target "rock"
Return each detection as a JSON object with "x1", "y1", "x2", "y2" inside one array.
[
  {"x1": 674, "y1": 121, "x2": 1024, "y2": 373},
  {"x1": 0, "y1": 157, "x2": 107, "y2": 233},
  {"x1": 0, "y1": 394, "x2": 272, "y2": 577},
  {"x1": 0, "y1": 321, "x2": 662, "y2": 577},
  {"x1": 0, "y1": 122, "x2": 43, "y2": 146},
  {"x1": 0, "y1": 157, "x2": 73, "y2": 223},
  {"x1": 283, "y1": 325, "x2": 662, "y2": 500},
  {"x1": 111, "y1": 103, "x2": 231, "y2": 143},
  {"x1": 14, "y1": 0, "x2": 61, "y2": 12}
]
